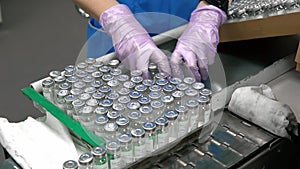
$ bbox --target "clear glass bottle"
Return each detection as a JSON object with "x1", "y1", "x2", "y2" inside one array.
[
  {"x1": 131, "y1": 128, "x2": 146, "y2": 160},
  {"x1": 99, "y1": 99, "x2": 113, "y2": 110},
  {"x1": 172, "y1": 90, "x2": 184, "y2": 106},
  {"x1": 196, "y1": 95, "x2": 211, "y2": 126},
  {"x1": 116, "y1": 116, "x2": 130, "y2": 134},
  {"x1": 129, "y1": 91, "x2": 142, "y2": 102},
  {"x1": 123, "y1": 81, "x2": 135, "y2": 90},
  {"x1": 75, "y1": 70, "x2": 88, "y2": 79},
  {"x1": 128, "y1": 111, "x2": 142, "y2": 130},
  {"x1": 91, "y1": 80, "x2": 103, "y2": 89},
  {"x1": 186, "y1": 99, "x2": 199, "y2": 132},
  {"x1": 63, "y1": 160, "x2": 78, "y2": 169},
  {"x1": 92, "y1": 92, "x2": 105, "y2": 101},
  {"x1": 154, "y1": 72, "x2": 168, "y2": 81},
  {"x1": 64, "y1": 71, "x2": 74, "y2": 78},
  {"x1": 64, "y1": 94, "x2": 77, "y2": 116},
  {"x1": 106, "y1": 141, "x2": 122, "y2": 169},
  {"x1": 117, "y1": 133, "x2": 133, "y2": 165},
  {"x1": 91, "y1": 146, "x2": 108, "y2": 169},
  {"x1": 82, "y1": 76, "x2": 95, "y2": 86},
  {"x1": 163, "y1": 84, "x2": 176, "y2": 96},
  {"x1": 183, "y1": 77, "x2": 196, "y2": 88},
  {"x1": 42, "y1": 79, "x2": 55, "y2": 103},
  {"x1": 86, "y1": 98, "x2": 99, "y2": 108},
  {"x1": 130, "y1": 70, "x2": 143, "y2": 77},
  {"x1": 117, "y1": 87, "x2": 131, "y2": 96},
  {"x1": 139, "y1": 105, "x2": 153, "y2": 123},
  {"x1": 56, "y1": 90, "x2": 69, "y2": 112},
  {"x1": 107, "y1": 110, "x2": 121, "y2": 123},
  {"x1": 99, "y1": 65, "x2": 111, "y2": 74},
  {"x1": 184, "y1": 88, "x2": 198, "y2": 105},
  {"x1": 110, "y1": 69, "x2": 122, "y2": 77},
  {"x1": 161, "y1": 95, "x2": 174, "y2": 111},
  {"x1": 138, "y1": 96, "x2": 151, "y2": 106},
  {"x1": 102, "y1": 74, "x2": 114, "y2": 83},
  {"x1": 148, "y1": 63, "x2": 159, "y2": 79},
  {"x1": 74, "y1": 81, "x2": 86, "y2": 91},
  {"x1": 142, "y1": 122, "x2": 157, "y2": 154},
  {"x1": 78, "y1": 93, "x2": 91, "y2": 102},
  {"x1": 85, "y1": 58, "x2": 96, "y2": 65},
  {"x1": 93, "y1": 61, "x2": 104, "y2": 69},
  {"x1": 131, "y1": 76, "x2": 143, "y2": 85},
  {"x1": 70, "y1": 88, "x2": 83, "y2": 97},
  {"x1": 104, "y1": 122, "x2": 118, "y2": 142},
  {"x1": 199, "y1": 88, "x2": 212, "y2": 99},
  {"x1": 175, "y1": 105, "x2": 189, "y2": 138},
  {"x1": 99, "y1": 85, "x2": 111, "y2": 94},
  {"x1": 108, "y1": 59, "x2": 120, "y2": 69},
  {"x1": 150, "y1": 100, "x2": 165, "y2": 121},
  {"x1": 49, "y1": 70, "x2": 61, "y2": 79},
  {"x1": 106, "y1": 93, "x2": 119, "y2": 104},
  {"x1": 116, "y1": 74, "x2": 129, "y2": 84},
  {"x1": 84, "y1": 86, "x2": 97, "y2": 95},
  {"x1": 155, "y1": 117, "x2": 169, "y2": 149},
  {"x1": 176, "y1": 83, "x2": 188, "y2": 92},
  {"x1": 148, "y1": 91, "x2": 162, "y2": 101},
  {"x1": 107, "y1": 80, "x2": 120, "y2": 94},
  {"x1": 112, "y1": 103, "x2": 125, "y2": 113},
  {"x1": 59, "y1": 82, "x2": 72, "y2": 91},
  {"x1": 72, "y1": 99, "x2": 85, "y2": 121},
  {"x1": 76, "y1": 62, "x2": 88, "y2": 70},
  {"x1": 91, "y1": 71, "x2": 103, "y2": 81},
  {"x1": 94, "y1": 107, "x2": 108, "y2": 117},
  {"x1": 164, "y1": 110, "x2": 179, "y2": 143},
  {"x1": 135, "y1": 84, "x2": 147, "y2": 94},
  {"x1": 192, "y1": 82, "x2": 205, "y2": 90},
  {"x1": 169, "y1": 77, "x2": 182, "y2": 86},
  {"x1": 79, "y1": 106, "x2": 95, "y2": 131},
  {"x1": 156, "y1": 79, "x2": 168, "y2": 89},
  {"x1": 53, "y1": 76, "x2": 66, "y2": 103},
  {"x1": 78, "y1": 152, "x2": 93, "y2": 169},
  {"x1": 126, "y1": 101, "x2": 141, "y2": 115},
  {"x1": 94, "y1": 116, "x2": 109, "y2": 138},
  {"x1": 66, "y1": 76, "x2": 79, "y2": 86}
]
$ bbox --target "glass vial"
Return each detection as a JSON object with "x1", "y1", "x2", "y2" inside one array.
[
  {"x1": 63, "y1": 160, "x2": 79, "y2": 169},
  {"x1": 196, "y1": 95, "x2": 212, "y2": 126},
  {"x1": 175, "y1": 105, "x2": 189, "y2": 138},
  {"x1": 164, "y1": 110, "x2": 179, "y2": 143},
  {"x1": 94, "y1": 116, "x2": 109, "y2": 138},
  {"x1": 155, "y1": 117, "x2": 169, "y2": 149},
  {"x1": 78, "y1": 152, "x2": 93, "y2": 169},
  {"x1": 91, "y1": 146, "x2": 108, "y2": 169},
  {"x1": 106, "y1": 141, "x2": 122, "y2": 169},
  {"x1": 186, "y1": 99, "x2": 199, "y2": 132},
  {"x1": 117, "y1": 133, "x2": 134, "y2": 165},
  {"x1": 142, "y1": 122, "x2": 157, "y2": 154},
  {"x1": 131, "y1": 128, "x2": 146, "y2": 160},
  {"x1": 42, "y1": 79, "x2": 54, "y2": 103},
  {"x1": 104, "y1": 122, "x2": 118, "y2": 142}
]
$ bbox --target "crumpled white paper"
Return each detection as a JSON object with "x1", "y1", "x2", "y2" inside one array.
[
  {"x1": 228, "y1": 84, "x2": 298, "y2": 138},
  {"x1": 0, "y1": 114, "x2": 78, "y2": 169}
]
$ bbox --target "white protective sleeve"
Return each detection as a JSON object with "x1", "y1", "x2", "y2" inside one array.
[{"x1": 228, "y1": 84, "x2": 298, "y2": 138}]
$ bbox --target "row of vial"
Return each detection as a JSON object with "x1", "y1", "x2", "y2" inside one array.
[
  {"x1": 42, "y1": 58, "x2": 212, "y2": 169},
  {"x1": 228, "y1": 0, "x2": 300, "y2": 19}
]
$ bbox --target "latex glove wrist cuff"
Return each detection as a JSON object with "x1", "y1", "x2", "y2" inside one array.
[
  {"x1": 191, "y1": 5, "x2": 227, "y2": 27},
  {"x1": 201, "y1": 0, "x2": 229, "y2": 14}
]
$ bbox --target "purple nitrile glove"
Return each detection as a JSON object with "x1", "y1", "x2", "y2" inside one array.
[
  {"x1": 100, "y1": 4, "x2": 171, "y2": 79},
  {"x1": 170, "y1": 5, "x2": 227, "y2": 81}
]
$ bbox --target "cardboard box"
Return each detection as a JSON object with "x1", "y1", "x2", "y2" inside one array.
[
  {"x1": 219, "y1": 11, "x2": 300, "y2": 42},
  {"x1": 296, "y1": 41, "x2": 300, "y2": 72}
]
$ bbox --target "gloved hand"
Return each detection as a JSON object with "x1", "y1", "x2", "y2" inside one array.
[
  {"x1": 100, "y1": 4, "x2": 171, "y2": 78},
  {"x1": 170, "y1": 5, "x2": 227, "y2": 81}
]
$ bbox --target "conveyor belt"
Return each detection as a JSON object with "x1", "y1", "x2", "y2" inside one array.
[{"x1": 128, "y1": 109, "x2": 277, "y2": 169}]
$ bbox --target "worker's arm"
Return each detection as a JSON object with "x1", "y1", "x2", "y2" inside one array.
[
  {"x1": 71, "y1": 1, "x2": 171, "y2": 78},
  {"x1": 170, "y1": 0, "x2": 231, "y2": 81},
  {"x1": 72, "y1": 0, "x2": 119, "y2": 20}
]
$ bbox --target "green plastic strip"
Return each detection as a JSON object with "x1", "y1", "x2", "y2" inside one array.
[{"x1": 22, "y1": 87, "x2": 105, "y2": 147}]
